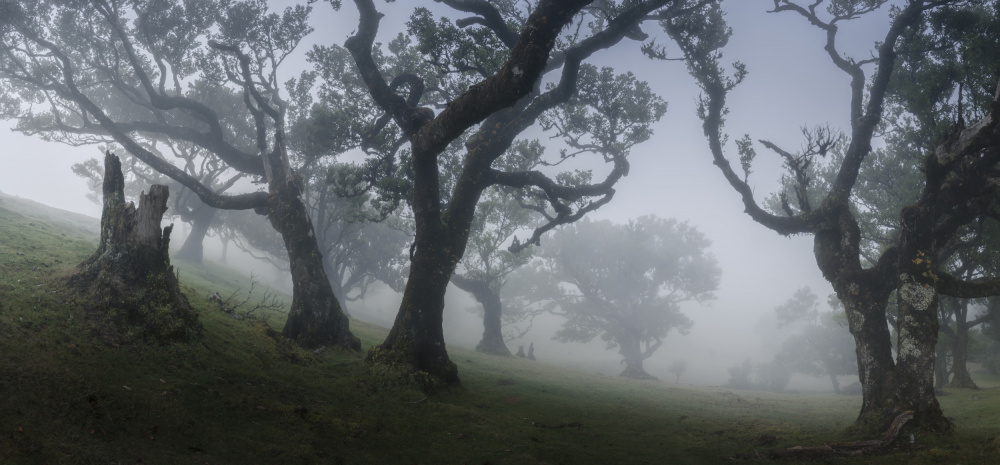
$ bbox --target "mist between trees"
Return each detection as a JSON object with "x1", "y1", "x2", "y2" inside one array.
[{"x1": 1, "y1": 0, "x2": 999, "y2": 441}]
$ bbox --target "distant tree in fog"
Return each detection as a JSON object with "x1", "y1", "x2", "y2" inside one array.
[
  {"x1": 777, "y1": 295, "x2": 856, "y2": 394},
  {"x1": 221, "y1": 171, "x2": 410, "y2": 313},
  {"x1": 774, "y1": 287, "x2": 819, "y2": 328},
  {"x1": 452, "y1": 187, "x2": 539, "y2": 356},
  {"x1": 536, "y1": 216, "x2": 720, "y2": 380},
  {"x1": 668, "y1": 360, "x2": 687, "y2": 383}
]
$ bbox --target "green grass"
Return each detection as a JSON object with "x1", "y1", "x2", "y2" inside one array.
[{"x1": 1, "y1": 194, "x2": 999, "y2": 464}]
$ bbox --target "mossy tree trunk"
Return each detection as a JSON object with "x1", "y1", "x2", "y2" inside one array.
[
  {"x1": 265, "y1": 182, "x2": 360, "y2": 351},
  {"x1": 894, "y1": 204, "x2": 951, "y2": 432},
  {"x1": 365, "y1": 226, "x2": 465, "y2": 386},
  {"x1": 68, "y1": 152, "x2": 200, "y2": 343}
]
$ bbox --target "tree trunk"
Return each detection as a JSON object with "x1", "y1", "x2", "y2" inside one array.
[
  {"x1": 947, "y1": 313, "x2": 977, "y2": 389},
  {"x1": 894, "y1": 205, "x2": 951, "y2": 432},
  {"x1": 451, "y1": 274, "x2": 511, "y2": 356},
  {"x1": 477, "y1": 291, "x2": 510, "y2": 355},
  {"x1": 220, "y1": 236, "x2": 229, "y2": 264},
  {"x1": 934, "y1": 341, "x2": 951, "y2": 389},
  {"x1": 265, "y1": 182, "x2": 359, "y2": 351},
  {"x1": 68, "y1": 152, "x2": 200, "y2": 343},
  {"x1": 814, "y1": 207, "x2": 901, "y2": 433},
  {"x1": 619, "y1": 336, "x2": 657, "y2": 380},
  {"x1": 174, "y1": 204, "x2": 216, "y2": 264},
  {"x1": 366, "y1": 238, "x2": 460, "y2": 386}
]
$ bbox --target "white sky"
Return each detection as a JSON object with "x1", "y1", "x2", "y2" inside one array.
[{"x1": 0, "y1": 0, "x2": 900, "y2": 384}]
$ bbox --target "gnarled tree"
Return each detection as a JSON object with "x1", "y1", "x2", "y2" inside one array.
[
  {"x1": 337, "y1": 0, "x2": 714, "y2": 384},
  {"x1": 680, "y1": 0, "x2": 1000, "y2": 433}
]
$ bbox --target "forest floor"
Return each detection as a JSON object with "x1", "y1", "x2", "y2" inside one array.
[{"x1": 2, "y1": 191, "x2": 1000, "y2": 464}]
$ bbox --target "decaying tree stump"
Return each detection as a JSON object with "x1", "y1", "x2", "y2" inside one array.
[{"x1": 69, "y1": 152, "x2": 200, "y2": 343}]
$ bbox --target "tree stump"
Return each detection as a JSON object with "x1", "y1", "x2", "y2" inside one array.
[{"x1": 68, "y1": 152, "x2": 200, "y2": 343}]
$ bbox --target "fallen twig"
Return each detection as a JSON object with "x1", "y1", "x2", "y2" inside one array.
[{"x1": 532, "y1": 421, "x2": 583, "y2": 429}]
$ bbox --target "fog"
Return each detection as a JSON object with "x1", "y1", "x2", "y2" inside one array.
[{"x1": 0, "y1": 0, "x2": 900, "y2": 391}]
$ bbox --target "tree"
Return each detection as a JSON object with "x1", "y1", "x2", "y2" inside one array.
[
  {"x1": 223, "y1": 171, "x2": 411, "y2": 313},
  {"x1": 682, "y1": 0, "x2": 1000, "y2": 432},
  {"x1": 668, "y1": 360, "x2": 687, "y2": 383},
  {"x1": 537, "y1": 216, "x2": 720, "y2": 380},
  {"x1": 451, "y1": 186, "x2": 538, "y2": 356},
  {"x1": 772, "y1": 290, "x2": 858, "y2": 394},
  {"x1": 0, "y1": 0, "x2": 358, "y2": 349},
  {"x1": 335, "y1": 0, "x2": 717, "y2": 384}
]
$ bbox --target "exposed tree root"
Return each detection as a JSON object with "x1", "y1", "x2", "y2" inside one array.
[{"x1": 764, "y1": 411, "x2": 914, "y2": 460}]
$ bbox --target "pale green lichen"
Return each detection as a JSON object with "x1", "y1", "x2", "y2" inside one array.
[{"x1": 899, "y1": 273, "x2": 935, "y2": 312}]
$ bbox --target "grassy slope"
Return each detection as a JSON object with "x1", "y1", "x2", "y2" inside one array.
[{"x1": 1, "y1": 194, "x2": 999, "y2": 464}]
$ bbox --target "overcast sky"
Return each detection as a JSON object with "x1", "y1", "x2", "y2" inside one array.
[{"x1": 0, "y1": 0, "x2": 900, "y2": 384}]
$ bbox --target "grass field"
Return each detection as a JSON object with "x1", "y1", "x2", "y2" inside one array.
[{"x1": 1, "y1": 192, "x2": 999, "y2": 464}]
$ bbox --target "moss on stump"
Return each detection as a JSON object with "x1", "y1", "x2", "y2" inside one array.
[{"x1": 68, "y1": 152, "x2": 200, "y2": 344}]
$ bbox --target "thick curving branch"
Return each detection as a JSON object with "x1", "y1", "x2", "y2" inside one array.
[
  {"x1": 440, "y1": 0, "x2": 520, "y2": 48},
  {"x1": 89, "y1": 0, "x2": 264, "y2": 175}
]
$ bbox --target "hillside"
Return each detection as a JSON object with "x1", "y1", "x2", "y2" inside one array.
[{"x1": 1, "y1": 194, "x2": 999, "y2": 464}]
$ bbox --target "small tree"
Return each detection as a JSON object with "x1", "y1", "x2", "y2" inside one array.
[
  {"x1": 668, "y1": 360, "x2": 687, "y2": 383},
  {"x1": 539, "y1": 216, "x2": 721, "y2": 380}
]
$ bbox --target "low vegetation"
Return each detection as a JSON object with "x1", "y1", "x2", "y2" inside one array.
[{"x1": 2, "y1": 193, "x2": 999, "y2": 464}]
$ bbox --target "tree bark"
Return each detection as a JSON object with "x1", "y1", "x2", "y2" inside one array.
[
  {"x1": 174, "y1": 204, "x2": 217, "y2": 264},
  {"x1": 947, "y1": 309, "x2": 977, "y2": 388},
  {"x1": 894, "y1": 205, "x2": 951, "y2": 432},
  {"x1": 264, "y1": 182, "x2": 360, "y2": 351},
  {"x1": 813, "y1": 206, "x2": 903, "y2": 432},
  {"x1": 68, "y1": 152, "x2": 200, "y2": 343},
  {"x1": 451, "y1": 274, "x2": 511, "y2": 356},
  {"x1": 366, "y1": 236, "x2": 461, "y2": 386}
]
